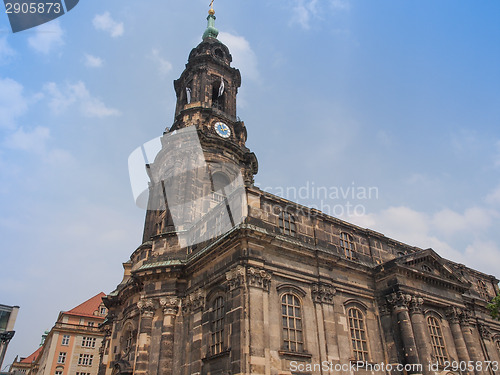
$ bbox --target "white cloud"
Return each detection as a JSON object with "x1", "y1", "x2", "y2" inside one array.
[
  {"x1": 0, "y1": 36, "x2": 15, "y2": 63},
  {"x1": 486, "y1": 185, "x2": 500, "y2": 206},
  {"x1": 93, "y1": 12, "x2": 124, "y2": 37},
  {"x1": 44, "y1": 81, "x2": 120, "y2": 118},
  {"x1": 84, "y1": 54, "x2": 103, "y2": 68},
  {"x1": 150, "y1": 49, "x2": 172, "y2": 77},
  {"x1": 330, "y1": 0, "x2": 350, "y2": 11},
  {"x1": 28, "y1": 20, "x2": 64, "y2": 54},
  {"x1": 4, "y1": 126, "x2": 50, "y2": 153},
  {"x1": 432, "y1": 206, "x2": 493, "y2": 237},
  {"x1": 0, "y1": 77, "x2": 28, "y2": 129},
  {"x1": 289, "y1": 0, "x2": 349, "y2": 30},
  {"x1": 494, "y1": 140, "x2": 500, "y2": 168},
  {"x1": 218, "y1": 32, "x2": 259, "y2": 81},
  {"x1": 464, "y1": 240, "x2": 500, "y2": 276}
]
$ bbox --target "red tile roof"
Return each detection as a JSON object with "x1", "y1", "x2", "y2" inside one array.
[
  {"x1": 65, "y1": 292, "x2": 106, "y2": 318},
  {"x1": 20, "y1": 346, "x2": 42, "y2": 363}
]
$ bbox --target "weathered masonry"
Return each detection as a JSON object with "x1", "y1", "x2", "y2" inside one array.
[{"x1": 98, "y1": 7, "x2": 500, "y2": 375}]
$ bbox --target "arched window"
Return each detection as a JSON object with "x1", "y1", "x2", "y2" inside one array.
[
  {"x1": 212, "y1": 81, "x2": 225, "y2": 111},
  {"x1": 427, "y1": 316, "x2": 448, "y2": 366},
  {"x1": 281, "y1": 293, "x2": 303, "y2": 352},
  {"x1": 211, "y1": 296, "x2": 225, "y2": 355},
  {"x1": 347, "y1": 307, "x2": 369, "y2": 361},
  {"x1": 495, "y1": 338, "x2": 500, "y2": 354},
  {"x1": 279, "y1": 211, "x2": 296, "y2": 236},
  {"x1": 340, "y1": 232, "x2": 355, "y2": 259}
]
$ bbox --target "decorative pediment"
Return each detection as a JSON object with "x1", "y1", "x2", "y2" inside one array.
[{"x1": 394, "y1": 249, "x2": 469, "y2": 287}]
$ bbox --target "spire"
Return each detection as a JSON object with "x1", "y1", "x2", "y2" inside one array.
[{"x1": 203, "y1": 1, "x2": 219, "y2": 40}]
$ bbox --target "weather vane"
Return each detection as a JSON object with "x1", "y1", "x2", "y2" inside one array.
[{"x1": 209, "y1": 0, "x2": 215, "y2": 9}]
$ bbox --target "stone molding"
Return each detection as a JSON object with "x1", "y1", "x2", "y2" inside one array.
[
  {"x1": 137, "y1": 298, "x2": 156, "y2": 318},
  {"x1": 225, "y1": 265, "x2": 272, "y2": 291},
  {"x1": 311, "y1": 283, "x2": 336, "y2": 305},
  {"x1": 159, "y1": 296, "x2": 180, "y2": 316}
]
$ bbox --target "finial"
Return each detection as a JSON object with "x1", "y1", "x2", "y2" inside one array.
[{"x1": 203, "y1": 1, "x2": 219, "y2": 40}]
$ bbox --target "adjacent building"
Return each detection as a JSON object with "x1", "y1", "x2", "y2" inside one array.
[
  {"x1": 0, "y1": 304, "x2": 19, "y2": 370},
  {"x1": 98, "y1": 7, "x2": 500, "y2": 375},
  {"x1": 32, "y1": 293, "x2": 107, "y2": 375},
  {"x1": 9, "y1": 347, "x2": 42, "y2": 374}
]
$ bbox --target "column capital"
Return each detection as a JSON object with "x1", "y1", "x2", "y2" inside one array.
[
  {"x1": 225, "y1": 265, "x2": 272, "y2": 292},
  {"x1": 445, "y1": 306, "x2": 462, "y2": 324},
  {"x1": 159, "y1": 296, "x2": 180, "y2": 316},
  {"x1": 226, "y1": 265, "x2": 246, "y2": 291},
  {"x1": 386, "y1": 291, "x2": 413, "y2": 312},
  {"x1": 409, "y1": 295, "x2": 424, "y2": 314},
  {"x1": 247, "y1": 267, "x2": 272, "y2": 291},
  {"x1": 311, "y1": 282, "x2": 336, "y2": 305},
  {"x1": 137, "y1": 298, "x2": 156, "y2": 318},
  {"x1": 478, "y1": 323, "x2": 492, "y2": 340},
  {"x1": 182, "y1": 288, "x2": 205, "y2": 313}
]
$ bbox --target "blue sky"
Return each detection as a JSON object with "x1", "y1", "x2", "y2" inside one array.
[{"x1": 1, "y1": 0, "x2": 500, "y2": 367}]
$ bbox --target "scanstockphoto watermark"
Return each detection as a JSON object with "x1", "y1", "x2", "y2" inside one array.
[
  {"x1": 290, "y1": 361, "x2": 423, "y2": 374},
  {"x1": 261, "y1": 181, "x2": 379, "y2": 217}
]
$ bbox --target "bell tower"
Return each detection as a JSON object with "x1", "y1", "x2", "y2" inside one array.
[{"x1": 140, "y1": 6, "x2": 258, "y2": 249}]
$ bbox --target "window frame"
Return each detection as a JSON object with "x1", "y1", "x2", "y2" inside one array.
[
  {"x1": 210, "y1": 295, "x2": 225, "y2": 355},
  {"x1": 427, "y1": 315, "x2": 448, "y2": 366},
  {"x1": 57, "y1": 352, "x2": 66, "y2": 364},
  {"x1": 347, "y1": 306, "x2": 370, "y2": 361},
  {"x1": 280, "y1": 292, "x2": 304, "y2": 353},
  {"x1": 340, "y1": 232, "x2": 355, "y2": 260},
  {"x1": 61, "y1": 334, "x2": 70, "y2": 346},
  {"x1": 278, "y1": 211, "x2": 296, "y2": 237},
  {"x1": 477, "y1": 280, "x2": 489, "y2": 300}
]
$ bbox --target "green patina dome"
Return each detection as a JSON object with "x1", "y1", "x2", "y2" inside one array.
[{"x1": 202, "y1": 13, "x2": 219, "y2": 40}]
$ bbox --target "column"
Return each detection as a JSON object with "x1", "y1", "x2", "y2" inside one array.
[
  {"x1": 445, "y1": 307, "x2": 471, "y2": 371},
  {"x1": 379, "y1": 302, "x2": 403, "y2": 375},
  {"x1": 460, "y1": 310, "x2": 485, "y2": 375},
  {"x1": 408, "y1": 296, "x2": 433, "y2": 375},
  {"x1": 478, "y1": 324, "x2": 500, "y2": 372},
  {"x1": 387, "y1": 292, "x2": 421, "y2": 373},
  {"x1": 158, "y1": 297, "x2": 180, "y2": 375},
  {"x1": 135, "y1": 298, "x2": 156, "y2": 374}
]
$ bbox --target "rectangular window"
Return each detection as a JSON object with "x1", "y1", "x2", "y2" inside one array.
[
  {"x1": 88, "y1": 321, "x2": 95, "y2": 327},
  {"x1": 61, "y1": 334, "x2": 70, "y2": 346},
  {"x1": 78, "y1": 354, "x2": 93, "y2": 366},
  {"x1": 82, "y1": 336, "x2": 96, "y2": 348},
  {"x1": 57, "y1": 352, "x2": 66, "y2": 364}
]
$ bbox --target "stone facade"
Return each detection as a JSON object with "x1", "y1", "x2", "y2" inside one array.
[{"x1": 98, "y1": 11, "x2": 500, "y2": 375}]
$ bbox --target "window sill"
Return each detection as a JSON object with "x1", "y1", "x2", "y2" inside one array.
[
  {"x1": 202, "y1": 349, "x2": 230, "y2": 362},
  {"x1": 278, "y1": 350, "x2": 312, "y2": 360}
]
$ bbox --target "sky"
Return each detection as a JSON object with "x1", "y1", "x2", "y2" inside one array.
[{"x1": 1, "y1": 0, "x2": 500, "y2": 367}]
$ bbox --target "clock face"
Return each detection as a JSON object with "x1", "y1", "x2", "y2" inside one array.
[{"x1": 214, "y1": 121, "x2": 231, "y2": 138}]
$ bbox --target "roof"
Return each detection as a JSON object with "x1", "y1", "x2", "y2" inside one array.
[
  {"x1": 65, "y1": 292, "x2": 106, "y2": 318},
  {"x1": 20, "y1": 346, "x2": 42, "y2": 363}
]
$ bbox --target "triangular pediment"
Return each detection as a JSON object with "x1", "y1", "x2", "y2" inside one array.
[{"x1": 395, "y1": 248, "x2": 469, "y2": 286}]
